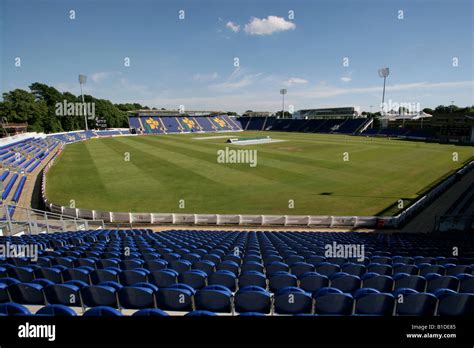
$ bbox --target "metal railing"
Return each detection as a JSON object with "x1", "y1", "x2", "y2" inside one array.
[{"x1": 0, "y1": 204, "x2": 104, "y2": 236}]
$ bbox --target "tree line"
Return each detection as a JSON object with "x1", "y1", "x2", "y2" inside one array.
[{"x1": 0, "y1": 83, "x2": 150, "y2": 133}]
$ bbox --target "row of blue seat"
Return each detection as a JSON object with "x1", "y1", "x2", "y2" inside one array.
[
  {"x1": 1, "y1": 282, "x2": 473, "y2": 316},
  {"x1": 3, "y1": 262, "x2": 474, "y2": 293},
  {"x1": 0, "y1": 303, "x2": 222, "y2": 316}
]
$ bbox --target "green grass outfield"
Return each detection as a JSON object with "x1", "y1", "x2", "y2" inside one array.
[{"x1": 46, "y1": 132, "x2": 474, "y2": 216}]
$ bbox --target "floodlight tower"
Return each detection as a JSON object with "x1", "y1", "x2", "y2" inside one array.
[
  {"x1": 79, "y1": 74, "x2": 88, "y2": 130},
  {"x1": 378, "y1": 68, "x2": 390, "y2": 113},
  {"x1": 280, "y1": 88, "x2": 287, "y2": 118}
]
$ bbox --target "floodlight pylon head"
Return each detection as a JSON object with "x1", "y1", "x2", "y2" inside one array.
[
  {"x1": 378, "y1": 68, "x2": 390, "y2": 78},
  {"x1": 280, "y1": 89, "x2": 287, "y2": 95},
  {"x1": 79, "y1": 75, "x2": 87, "y2": 84}
]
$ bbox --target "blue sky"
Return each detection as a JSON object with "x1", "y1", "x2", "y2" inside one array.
[{"x1": 1, "y1": 0, "x2": 473, "y2": 113}]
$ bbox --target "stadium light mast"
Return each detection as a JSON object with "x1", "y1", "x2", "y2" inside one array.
[
  {"x1": 378, "y1": 68, "x2": 390, "y2": 113},
  {"x1": 79, "y1": 74, "x2": 88, "y2": 131},
  {"x1": 280, "y1": 88, "x2": 287, "y2": 118}
]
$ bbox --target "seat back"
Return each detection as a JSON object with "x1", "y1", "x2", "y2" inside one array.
[
  {"x1": 355, "y1": 293, "x2": 395, "y2": 315},
  {"x1": 314, "y1": 293, "x2": 354, "y2": 315},
  {"x1": 396, "y1": 293, "x2": 437, "y2": 316}
]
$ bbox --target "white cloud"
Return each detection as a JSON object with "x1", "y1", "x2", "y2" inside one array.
[
  {"x1": 226, "y1": 21, "x2": 240, "y2": 33},
  {"x1": 244, "y1": 16, "x2": 295, "y2": 35},
  {"x1": 193, "y1": 72, "x2": 219, "y2": 82},
  {"x1": 210, "y1": 73, "x2": 263, "y2": 91},
  {"x1": 284, "y1": 77, "x2": 309, "y2": 86},
  {"x1": 296, "y1": 80, "x2": 474, "y2": 99},
  {"x1": 90, "y1": 71, "x2": 119, "y2": 83},
  {"x1": 340, "y1": 77, "x2": 352, "y2": 82}
]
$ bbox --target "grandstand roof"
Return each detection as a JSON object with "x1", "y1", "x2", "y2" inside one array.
[{"x1": 380, "y1": 111, "x2": 432, "y2": 120}]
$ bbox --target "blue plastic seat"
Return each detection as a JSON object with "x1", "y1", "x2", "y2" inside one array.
[
  {"x1": 195, "y1": 285, "x2": 232, "y2": 313},
  {"x1": 341, "y1": 263, "x2": 366, "y2": 277},
  {"x1": 0, "y1": 302, "x2": 31, "y2": 316},
  {"x1": 31, "y1": 279, "x2": 55, "y2": 288},
  {"x1": 393, "y1": 274, "x2": 426, "y2": 292},
  {"x1": 371, "y1": 256, "x2": 392, "y2": 265},
  {"x1": 119, "y1": 269, "x2": 149, "y2": 286},
  {"x1": 393, "y1": 288, "x2": 418, "y2": 298},
  {"x1": 36, "y1": 304, "x2": 77, "y2": 316},
  {"x1": 274, "y1": 287, "x2": 312, "y2": 314},
  {"x1": 144, "y1": 260, "x2": 168, "y2": 271},
  {"x1": 0, "y1": 277, "x2": 21, "y2": 286},
  {"x1": 235, "y1": 286, "x2": 271, "y2": 314},
  {"x1": 241, "y1": 261, "x2": 264, "y2": 273},
  {"x1": 80, "y1": 285, "x2": 118, "y2": 308},
  {"x1": 193, "y1": 260, "x2": 216, "y2": 276},
  {"x1": 45, "y1": 284, "x2": 82, "y2": 306},
  {"x1": 419, "y1": 264, "x2": 446, "y2": 276},
  {"x1": 202, "y1": 254, "x2": 221, "y2": 265},
  {"x1": 330, "y1": 273, "x2": 361, "y2": 293},
  {"x1": 459, "y1": 275, "x2": 474, "y2": 293},
  {"x1": 185, "y1": 310, "x2": 217, "y2": 316},
  {"x1": 355, "y1": 293, "x2": 395, "y2": 315},
  {"x1": 298, "y1": 272, "x2": 329, "y2": 293},
  {"x1": 290, "y1": 262, "x2": 315, "y2": 277},
  {"x1": 149, "y1": 269, "x2": 178, "y2": 288},
  {"x1": 132, "y1": 308, "x2": 169, "y2": 316},
  {"x1": 393, "y1": 264, "x2": 419, "y2": 276},
  {"x1": 285, "y1": 255, "x2": 305, "y2": 265},
  {"x1": 0, "y1": 283, "x2": 10, "y2": 303},
  {"x1": 64, "y1": 280, "x2": 89, "y2": 289},
  {"x1": 208, "y1": 270, "x2": 236, "y2": 291},
  {"x1": 437, "y1": 294, "x2": 474, "y2": 316},
  {"x1": 425, "y1": 274, "x2": 459, "y2": 292},
  {"x1": 361, "y1": 273, "x2": 393, "y2": 292},
  {"x1": 314, "y1": 293, "x2": 354, "y2": 315},
  {"x1": 306, "y1": 256, "x2": 326, "y2": 266},
  {"x1": 8, "y1": 283, "x2": 46, "y2": 305},
  {"x1": 313, "y1": 287, "x2": 343, "y2": 297},
  {"x1": 239, "y1": 312, "x2": 266, "y2": 316},
  {"x1": 353, "y1": 288, "x2": 380, "y2": 299},
  {"x1": 83, "y1": 306, "x2": 123, "y2": 316},
  {"x1": 217, "y1": 260, "x2": 240, "y2": 275},
  {"x1": 396, "y1": 293, "x2": 437, "y2": 316},
  {"x1": 62, "y1": 268, "x2": 91, "y2": 284},
  {"x1": 34, "y1": 267, "x2": 63, "y2": 283},
  {"x1": 7, "y1": 266, "x2": 35, "y2": 282},
  {"x1": 97, "y1": 259, "x2": 119, "y2": 269},
  {"x1": 118, "y1": 286, "x2": 155, "y2": 309},
  {"x1": 315, "y1": 263, "x2": 341, "y2": 277},
  {"x1": 155, "y1": 284, "x2": 195, "y2": 311},
  {"x1": 169, "y1": 260, "x2": 192, "y2": 274},
  {"x1": 326, "y1": 257, "x2": 347, "y2": 266},
  {"x1": 238, "y1": 271, "x2": 267, "y2": 288},
  {"x1": 393, "y1": 256, "x2": 414, "y2": 264},
  {"x1": 53, "y1": 257, "x2": 75, "y2": 268},
  {"x1": 90, "y1": 269, "x2": 119, "y2": 285},
  {"x1": 76, "y1": 258, "x2": 97, "y2": 268},
  {"x1": 431, "y1": 288, "x2": 457, "y2": 299},
  {"x1": 178, "y1": 270, "x2": 208, "y2": 290},
  {"x1": 268, "y1": 271, "x2": 297, "y2": 292},
  {"x1": 367, "y1": 263, "x2": 393, "y2": 276},
  {"x1": 120, "y1": 259, "x2": 144, "y2": 270},
  {"x1": 446, "y1": 265, "x2": 472, "y2": 276},
  {"x1": 266, "y1": 261, "x2": 289, "y2": 274}
]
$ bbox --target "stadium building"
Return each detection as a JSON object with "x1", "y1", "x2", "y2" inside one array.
[
  {"x1": 377, "y1": 111, "x2": 474, "y2": 143},
  {"x1": 293, "y1": 107, "x2": 362, "y2": 120}
]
